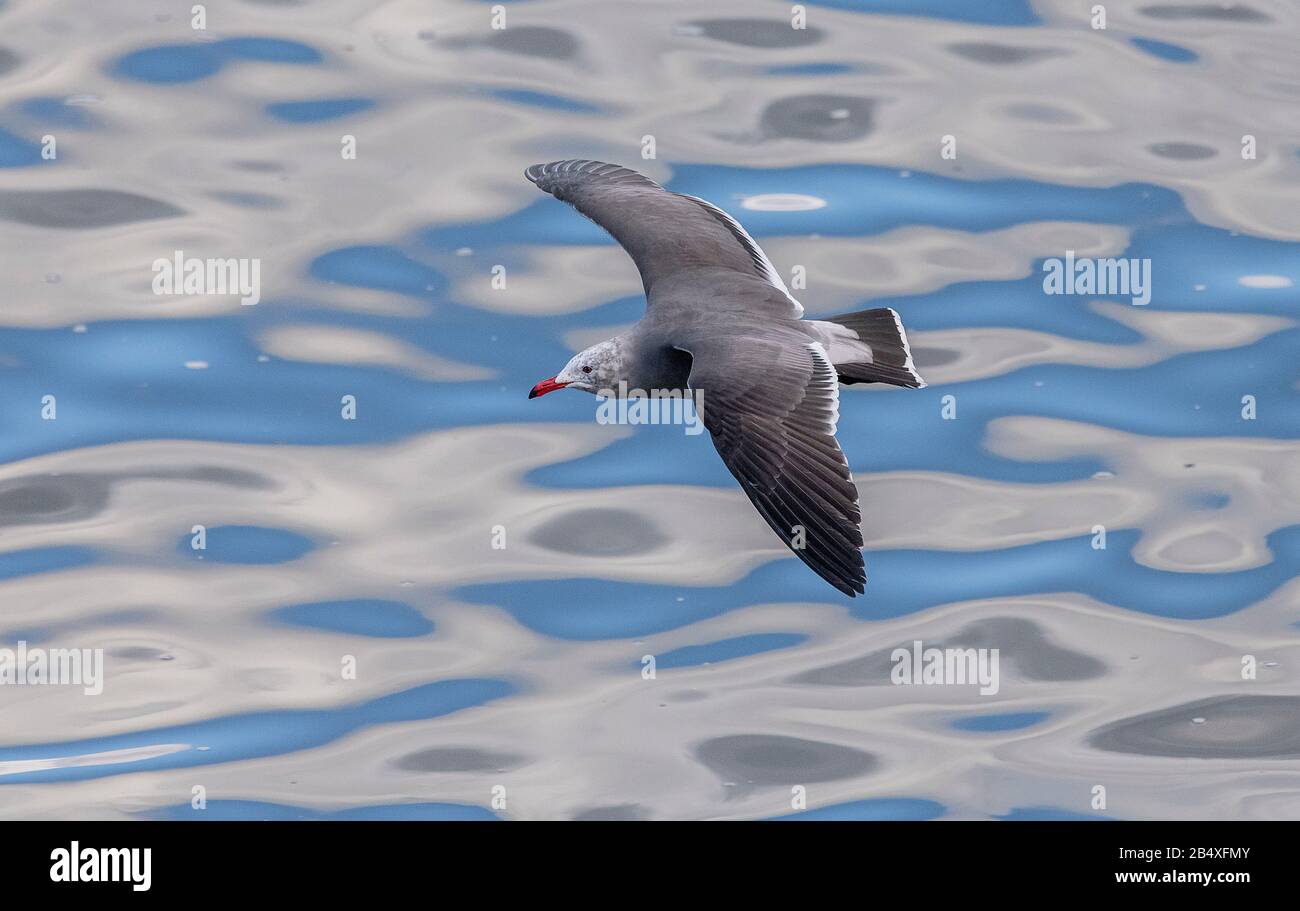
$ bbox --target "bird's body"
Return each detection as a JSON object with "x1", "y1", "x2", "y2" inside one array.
[{"x1": 526, "y1": 160, "x2": 924, "y2": 596}]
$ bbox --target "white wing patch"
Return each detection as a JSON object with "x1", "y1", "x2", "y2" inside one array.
[
  {"x1": 806, "y1": 342, "x2": 841, "y2": 435},
  {"x1": 820, "y1": 320, "x2": 874, "y2": 366}
]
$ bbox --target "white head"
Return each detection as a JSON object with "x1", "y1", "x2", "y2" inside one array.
[{"x1": 529, "y1": 338, "x2": 625, "y2": 398}]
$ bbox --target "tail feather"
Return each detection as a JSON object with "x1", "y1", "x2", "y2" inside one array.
[{"x1": 822, "y1": 307, "x2": 925, "y2": 388}]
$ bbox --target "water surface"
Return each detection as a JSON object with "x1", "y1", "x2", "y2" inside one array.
[{"x1": 0, "y1": 0, "x2": 1297, "y2": 820}]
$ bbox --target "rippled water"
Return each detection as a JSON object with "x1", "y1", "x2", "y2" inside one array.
[{"x1": 0, "y1": 0, "x2": 1297, "y2": 820}]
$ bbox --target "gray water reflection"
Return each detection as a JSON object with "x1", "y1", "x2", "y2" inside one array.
[
  {"x1": 393, "y1": 746, "x2": 527, "y2": 773},
  {"x1": 1139, "y1": 4, "x2": 1272, "y2": 22},
  {"x1": 759, "y1": 94, "x2": 877, "y2": 142},
  {"x1": 792, "y1": 618, "x2": 1107, "y2": 687},
  {"x1": 696, "y1": 735, "x2": 878, "y2": 790},
  {"x1": 530, "y1": 508, "x2": 670, "y2": 557},
  {"x1": 483, "y1": 26, "x2": 580, "y2": 59},
  {"x1": 570, "y1": 804, "x2": 650, "y2": 821},
  {"x1": 1147, "y1": 142, "x2": 1217, "y2": 160},
  {"x1": 0, "y1": 468, "x2": 272, "y2": 527},
  {"x1": 946, "y1": 42, "x2": 1065, "y2": 65},
  {"x1": 690, "y1": 19, "x2": 825, "y2": 48},
  {"x1": 1091, "y1": 696, "x2": 1300, "y2": 759},
  {"x1": 0, "y1": 189, "x2": 183, "y2": 228}
]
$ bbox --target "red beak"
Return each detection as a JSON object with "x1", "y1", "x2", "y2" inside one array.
[{"x1": 528, "y1": 376, "x2": 569, "y2": 399}]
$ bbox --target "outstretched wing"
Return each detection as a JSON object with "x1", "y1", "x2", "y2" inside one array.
[
  {"x1": 525, "y1": 159, "x2": 800, "y2": 314},
  {"x1": 682, "y1": 333, "x2": 866, "y2": 596}
]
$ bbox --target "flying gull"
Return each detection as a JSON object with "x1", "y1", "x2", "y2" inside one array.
[{"x1": 525, "y1": 160, "x2": 925, "y2": 596}]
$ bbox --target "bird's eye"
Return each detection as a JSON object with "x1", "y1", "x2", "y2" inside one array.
[{"x1": 581, "y1": 365, "x2": 592, "y2": 374}]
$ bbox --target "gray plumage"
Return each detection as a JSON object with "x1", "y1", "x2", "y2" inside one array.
[{"x1": 526, "y1": 160, "x2": 925, "y2": 596}]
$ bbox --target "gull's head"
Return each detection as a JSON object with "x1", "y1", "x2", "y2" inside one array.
[{"x1": 529, "y1": 338, "x2": 624, "y2": 399}]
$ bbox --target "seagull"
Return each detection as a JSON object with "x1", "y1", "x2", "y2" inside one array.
[{"x1": 525, "y1": 160, "x2": 925, "y2": 596}]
